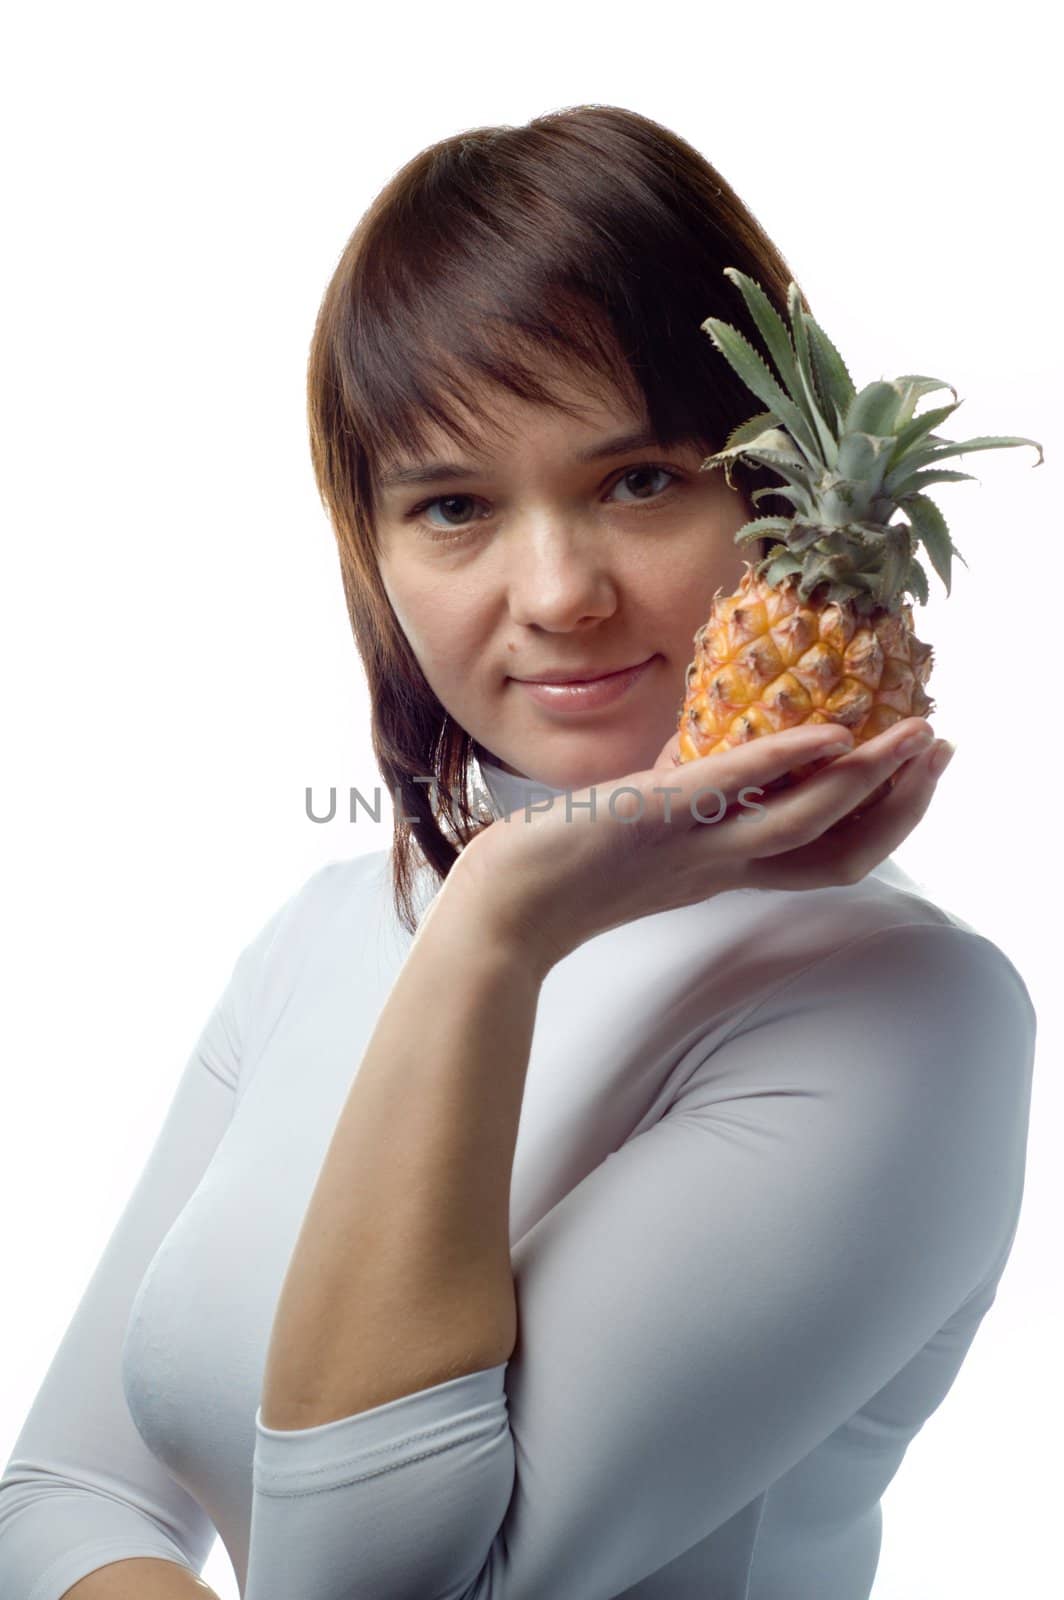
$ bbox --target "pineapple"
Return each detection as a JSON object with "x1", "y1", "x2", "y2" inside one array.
[{"x1": 678, "y1": 268, "x2": 1044, "y2": 818}]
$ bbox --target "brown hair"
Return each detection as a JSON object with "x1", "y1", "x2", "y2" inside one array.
[{"x1": 306, "y1": 103, "x2": 810, "y2": 935}]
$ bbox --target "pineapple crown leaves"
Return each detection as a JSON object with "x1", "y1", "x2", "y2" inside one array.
[{"x1": 698, "y1": 266, "x2": 1045, "y2": 610}]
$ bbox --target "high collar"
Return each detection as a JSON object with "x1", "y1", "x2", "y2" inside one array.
[{"x1": 474, "y1": 754, "x2": 568, "y2": 821}]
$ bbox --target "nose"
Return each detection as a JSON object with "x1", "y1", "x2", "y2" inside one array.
[{"x1": 505, "y1": 523, "x2": 618, "y2": 631}]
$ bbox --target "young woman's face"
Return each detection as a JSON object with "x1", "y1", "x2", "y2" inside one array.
[{"x1": 375, "y1": 367, "x2": 757, "y2": 792}]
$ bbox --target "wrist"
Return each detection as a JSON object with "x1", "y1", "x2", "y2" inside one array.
[{"x1": 444, "y1": 835, "x2": 568, "y2": 979}]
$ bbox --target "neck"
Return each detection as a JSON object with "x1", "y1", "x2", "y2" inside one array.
[{"x1": 475, "y1": 754, "x2": 567, "y2": 821}]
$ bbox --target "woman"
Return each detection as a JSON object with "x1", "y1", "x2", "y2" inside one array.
[{"x1": 0, "y1": 105, "x2": 1036, "y2": 1600}]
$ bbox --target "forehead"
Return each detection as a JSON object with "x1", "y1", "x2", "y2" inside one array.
[
  {"x1": 388, "y1": 368, "x2": 645, "y2": 471},
  {"x1": 393, "y1": 339, "x2": 646, "y2": 454}
]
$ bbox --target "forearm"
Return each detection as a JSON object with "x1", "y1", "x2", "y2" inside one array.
[
  {"x1": 260, "y1": 865, "x2": 543, "y2": 1429},
  {"x1": 61, "y1": 1559, "x2": 219, "y2": 1598}
]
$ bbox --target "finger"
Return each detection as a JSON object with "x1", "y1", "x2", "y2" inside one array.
[
  {"x1": 748, "y1": 739, "x2": 943, "y2": 892},
  {"x1": 735, "y1": 717, "x2": 934, "y2": 858},
  {"x1": 661, "y1": 723, "x2": 856, "y2": 814}
]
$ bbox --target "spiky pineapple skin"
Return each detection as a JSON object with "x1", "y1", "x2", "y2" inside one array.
[{"x1": 678, "y1": 562, "x2": 934, "y2": 814}]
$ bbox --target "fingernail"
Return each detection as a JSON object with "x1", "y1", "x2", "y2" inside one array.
[
  {"x1": 927, "y1": 739, "x2": 956, "y2": 779},
  {"x1": 896, "y1": 729, "x2": 936, "y2": 760}
]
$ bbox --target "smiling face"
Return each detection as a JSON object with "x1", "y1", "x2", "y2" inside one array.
[{"x1": 374, "y1": 363, "x2": 758, "y2": 793}]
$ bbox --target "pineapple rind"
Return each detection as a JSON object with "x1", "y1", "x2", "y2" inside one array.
[{"x1": 677, "y1": 563, "x2": 935, "y2": 771}]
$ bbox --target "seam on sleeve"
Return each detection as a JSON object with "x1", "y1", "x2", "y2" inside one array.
[
  {"x1": 28, "y1": 1546, "x2": 197, "y2": 1600},
  {"x1": 254, "y1": 1422, "x2": 505, "y2": 1498}
]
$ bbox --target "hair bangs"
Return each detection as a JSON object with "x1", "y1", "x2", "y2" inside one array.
[{"x1": 341, "y1": 289, "x2": 650, "y2": 533}]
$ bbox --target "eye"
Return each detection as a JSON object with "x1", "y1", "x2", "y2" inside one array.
[
  {"x1": 406, "y1": 464, "x2": 683, "y2": 543},
  {"x1": 606, "y1": 465, "x2": 680, "y2": 506}
]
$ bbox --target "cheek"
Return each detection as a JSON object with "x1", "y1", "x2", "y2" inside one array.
[
  {"x1": 383, "y1": 572, "x2": 488, "y2": 677},
  {"x1": 628, "y1": 560, "x2": 713, "y2": 631},
  {"x1": 650, "y1": 542, "x2": 747, "y2": 621}
]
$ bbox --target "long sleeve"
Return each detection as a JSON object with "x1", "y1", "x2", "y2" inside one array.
[
  {"x1": 0, "y1": 895, "x2": 291, "y2": 1600},
  {"x1": 242, "y1": 921, "x2": 1036, "y2": 1600}
]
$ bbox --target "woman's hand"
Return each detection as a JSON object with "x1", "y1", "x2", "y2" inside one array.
[{"x1": 450, "y1": 716, "x2": 951, "y2": 974}]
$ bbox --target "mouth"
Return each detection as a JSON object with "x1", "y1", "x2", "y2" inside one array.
[
  {"x1": 512, "y1": 655, "x2": 658, "y2": 712},
  {"x1": 514, "y1": 657, "x2": 655, "y2": 686}
]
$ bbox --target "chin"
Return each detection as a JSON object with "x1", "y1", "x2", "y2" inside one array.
[{"x1": 539, "y1": 745, "x2": 659, "y2": 794}]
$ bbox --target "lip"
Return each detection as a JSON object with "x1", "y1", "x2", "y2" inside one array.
[
  {"x1": 514, "y1": 655, "x2": 656, "y2": 712},
  {"x1": 515, "y1": 659, "x2": 649, "y2": 685}
]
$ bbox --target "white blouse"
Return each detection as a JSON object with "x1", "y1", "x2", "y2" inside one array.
[{"x1": 0, "y1": 756, "x2": 1037, "y2": 1599}]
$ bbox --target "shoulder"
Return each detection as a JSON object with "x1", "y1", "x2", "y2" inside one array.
[
  {"x1": 711, "y1": 918, "x2": 1038, "y2": 1306},
  {"x1": 751, "y1": 918, "x2": 1035, "y2": 1039},
  {"x1": 713, "y1": 846, "x2": 1032, "y2": 1029},
  {"x1": 255, "y1": 847, "x2": 392, "y2": 964},
  {"x1": 283, "y1": 847, "x2": 391, "y2": 924},
  {"x1": 731, "y1": 915, "x2": 1037, "y2": 1118},
  {"x1": 225, "y1": 847, "x2": 391, "y2": 1013},
  {"x1": 195, "y1": 849, "x2": 392, "y2": 1089}
]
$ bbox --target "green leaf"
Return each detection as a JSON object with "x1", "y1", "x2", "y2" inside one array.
[
  {"x1": 874, "y1": 531, "x2": 910, "y2": 605},
  {"x1": 786, "y1": 281, "x2": 839, "y2": 466},
  {"x1": 808, "y1": 529, "x2": 858, "y2": 563},
  {"x1": 732, "y1": 516, "x2": 793, "y2": 545},
  {"x1": 836, "y1": 431, "x2": 896, "y2": 489},
  {"x1": 700, "y1": 428, "x2": 819, "y2": 498},
  {"x1": 796, "y1": 553, "x2": 834, "y2": 599},
  {"x1": 728, "y1": 423, "x2": 807, "y2": 464},
  {"x1": 700, "y1": 315, "x2": 822, "y2": 465},
  {"x1": 763, "y1": 549, "x2": 804, "y2": 586},
  {"x1": 785, "y1": 521, "x2": 834, "y2": 555},
  {"x1": 845, "y1": 522, "x2": 891, "y2": 548},
  {"x1": 845, "y1": 381, "x2": 907, "y2": 438},
  {"x1": 887, "y1": 467, "x2": 979, "y2": 498},
  {"x1": 720, "y1": 270, "x2": 809, "y2": 417},
  {"x1": 825, "y1": 580, "x2": 864, "y2": 605},
  {"x1": 912, "y1": 434, "x2": 1045, "y2": 471},
  {"x1": 905, "y1": 556, "x2": 930, "y2": 606},
  {"x1": 737, "y1": 448, "x2": 818, "y2": 489},
  {"x1": 900, "y1": 493, "x2": 967, "y2": 596},
  {"x1": 885, "y1": 400, "x2": 965, "y2": 478},
  {"x1": 715, "y1": 410, "x2": 782, "y2": 455},
  {"x1": 805, "y1": 314, "x2": 857, "y2": 433},
  {"x1": 891, "y1": 376, "x2": 959, "y2": 430},
  {"x1": 751, "y1": 483, "x2": 813, "y2": 515}
]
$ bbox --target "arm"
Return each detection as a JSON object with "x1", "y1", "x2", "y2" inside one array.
[
  {"x1": 244, "y1": 920, "x2": 1036, "y2": 1600},
  {"x1": 62, "y1": 1558, "x2": 221, "y2": 1597},
  {"x1": 0, "y1": 891, "x2": 293, "y2": 1600},
  {"x1": 260, "y1": 867, "x2": 544, "y2": 1426}
]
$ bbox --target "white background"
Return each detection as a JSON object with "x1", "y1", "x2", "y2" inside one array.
[{"x1": 1, "y1": 2, "x2": 1059, "y2": 1595}]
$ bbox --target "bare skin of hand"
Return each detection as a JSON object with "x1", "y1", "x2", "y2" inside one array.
[{"x1": 451, "y1": 716, "x2": 946, "y2": 972}]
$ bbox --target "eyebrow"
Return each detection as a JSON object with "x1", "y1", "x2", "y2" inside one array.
[{"x1": 377, "y1": 427, "x2": 665, "y2": 491}]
